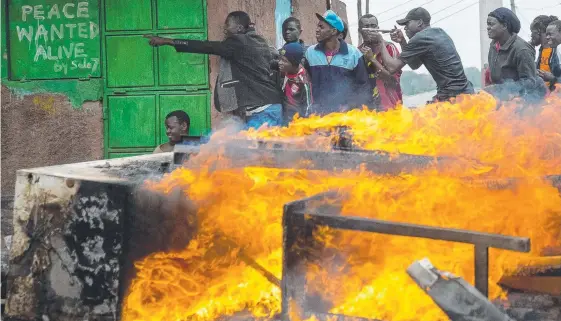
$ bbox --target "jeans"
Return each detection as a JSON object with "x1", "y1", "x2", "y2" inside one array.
[{"x1": 245, "y1": 104, "x2": 283, "y2": 129}]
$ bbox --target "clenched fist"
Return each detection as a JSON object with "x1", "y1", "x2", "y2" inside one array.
[{"x1": 390, "y1": 27, "x2": 405, "y2": 45}]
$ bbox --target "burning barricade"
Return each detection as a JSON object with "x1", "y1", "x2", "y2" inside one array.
[{"x1": 5, "y1": 91, "x2": 561, "y2": 321}]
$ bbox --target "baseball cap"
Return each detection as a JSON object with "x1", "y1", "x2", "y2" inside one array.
[
  {"x1": 315, "y1": 10, "x2": 345, "y2": 32},
  {"x1": 396, "y1": 7, "x2": 431, "y2": 26},
  {"x1": 279, "y1": 42, "x2": 305, "y2": 66}
]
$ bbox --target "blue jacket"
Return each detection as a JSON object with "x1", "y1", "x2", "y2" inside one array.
[{"x1": 305, "y1": 40, "x2": 370, "y2": 115}]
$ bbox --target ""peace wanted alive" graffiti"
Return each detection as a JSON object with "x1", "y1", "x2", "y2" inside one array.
[{"x1": 11, "y1": 1, "x2": 101, "y2": 79}]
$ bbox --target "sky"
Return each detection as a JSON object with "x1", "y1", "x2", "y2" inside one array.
[{"x1": 341, "y1": 0, "x2": 561, "y2": 73}]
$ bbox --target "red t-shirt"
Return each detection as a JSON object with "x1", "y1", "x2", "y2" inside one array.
[{"x1": 375, "y1": 43, "x2": 403, "y2": 111}]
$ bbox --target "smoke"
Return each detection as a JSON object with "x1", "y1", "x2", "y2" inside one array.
[
  {"x1": 483, "y1": 77, "x2": 548, "y2": 106},
  {"x1": 120, "y1": 185, "x2": 199, "y2": 294}
]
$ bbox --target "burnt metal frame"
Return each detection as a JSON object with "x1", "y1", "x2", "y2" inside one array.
[
  {"x1": 281, "y1": 192, "x2": 531, "y2": 321},
  {"x1": 173, "y1": 139, "x2": 458, "y2": 174}
]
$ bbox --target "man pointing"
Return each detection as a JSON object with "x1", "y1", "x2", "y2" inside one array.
[{"x1": 145, "y1": 11, "x2": 283, "y2": 129}]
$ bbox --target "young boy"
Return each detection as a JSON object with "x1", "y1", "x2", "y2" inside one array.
[
  {"x1": 278, "y1": 42, "x2": 313, "y2": 124},
  {"x1": 153, "y1": 110, "x2": 190, "y2": 153}
]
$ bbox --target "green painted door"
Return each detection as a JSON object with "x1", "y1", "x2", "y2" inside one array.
[{"x1": 102, "y1": 0, "x2": 210, "y2": 159}]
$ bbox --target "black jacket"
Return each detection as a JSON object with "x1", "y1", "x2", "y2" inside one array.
[
  {"x1": 487, "y1": 34, "x2": 546, "y2": 101},
  {"x1": 173, "y1": 29, "x2": 282, "y2": 113},
  {"x1": 488, "y1": 34, "x2": 538, "y2": 86}
]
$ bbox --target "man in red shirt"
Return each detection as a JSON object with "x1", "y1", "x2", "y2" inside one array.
[{"x1": 358, "y1": 14, "x2": 403, "y2": 111}]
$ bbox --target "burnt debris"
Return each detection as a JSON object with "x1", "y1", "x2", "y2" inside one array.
[{"x1": 407, "y1": 258, "x2": 514, "y2": 321}]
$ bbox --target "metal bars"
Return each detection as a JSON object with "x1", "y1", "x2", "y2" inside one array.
[
  {"x1": 281, "y1": 192, "x2": 531, "y2": 320},
  {"x1": 173, "y1": 140, "x2": 457, "y2": 174}
]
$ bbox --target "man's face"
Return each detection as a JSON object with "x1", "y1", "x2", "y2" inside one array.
[
  {"x1": 530, "y1": 26, "x2": 543, "y2": 47},
  {"x1": 224, "y1": 18, "x2": 241, "y2": 37},
  {"x1": 165, "y1": 116, "x2": 188, "y2": 144},
  {"x1": 279, "y1": 56, "x2": 298, "y2": 74},
  {"x1": 487, "y1": 16, "x2": 507, "y2": 40},
  {"x1": 316, "y1": 20, "x2": 337, "y2": 42},
  {"x1": 546, "y1": 24, "x2": 561, "y2": 48},
  {"x1": 283, "y1": 21, "x2": 301, "y2": 43},
  {"x1": 359, "y1": 17, "x2": 379, "y2": 43},
  {"x1": 404, "y1": 19, "x2": 422, "y2": 39}
]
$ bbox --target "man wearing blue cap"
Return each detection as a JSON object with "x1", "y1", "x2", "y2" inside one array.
[{"x1": 305, "y1": 10, "x2": 370, "y2": 115}]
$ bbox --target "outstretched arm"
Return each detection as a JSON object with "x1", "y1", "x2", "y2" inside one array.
[
  {"x1": 370, "y1": 33, "x2": 406, "y2": 74},
  {"x1": 144, "y1": 35, "x2": 235, "y2": 58},
  {"x1": 377, "y1": 43, "x2": 406, "y2": 74}
]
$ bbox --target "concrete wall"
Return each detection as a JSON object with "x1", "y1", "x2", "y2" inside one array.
[
  {"x1": 292, "y1": 0, "x2": 329, "y2": 45},
  {"x1": 1, "y1": 86, "x2": 104, "y2": 195},
  {"x1": 331, "y1": 0, "x2": 348, "y2": 20},
  {"x1": 331, "y1": 0, "x2": 350, "y2": 43}
]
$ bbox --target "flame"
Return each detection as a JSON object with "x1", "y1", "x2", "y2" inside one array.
[
  {"x1": 246, "y1": 92, "x2": 561, "y2": 177},
  {"x1": 122, "y1": 91, "x2": 561, "y2": 321}
]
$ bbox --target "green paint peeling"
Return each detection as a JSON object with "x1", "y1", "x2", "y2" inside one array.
[{"x1": 1, "y1": 78, "x2": 103, "y2": 107}]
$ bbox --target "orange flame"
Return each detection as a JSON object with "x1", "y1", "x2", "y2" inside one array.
[{"x1": 122, "y1": 91, "x2": 561, "y2": 321}]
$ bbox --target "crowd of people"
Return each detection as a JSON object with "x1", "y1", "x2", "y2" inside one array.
[{"x1": 145, "y1": 6, "x2": 561, "y2": 153}]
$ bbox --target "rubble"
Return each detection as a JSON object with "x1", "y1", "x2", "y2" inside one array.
[
  {"x1": 494, "y1": 291, "x2": 561, "y2": 321},
  {"x1": 407, "y1": 258, "x2": 514, "y2": 321}
]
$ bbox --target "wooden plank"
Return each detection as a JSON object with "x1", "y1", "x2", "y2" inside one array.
[
  {"x1": 499, "y1": 276, "x2": 561, "y2": 296},
  {"x1": 506, "y1": 256, "x2": 561, "y2": 276}
]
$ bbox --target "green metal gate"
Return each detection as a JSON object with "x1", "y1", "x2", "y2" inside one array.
[{"x1": 102, "y1": 0, "x2": 210, "y2": 158}]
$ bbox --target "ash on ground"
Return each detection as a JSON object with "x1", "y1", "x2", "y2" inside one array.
[
  {"x1": 98, "y1": 160, "x2": 170, "y2": 183},
  {"x1": 495, "y1": 292, "x2": 561, "y2": 321}
]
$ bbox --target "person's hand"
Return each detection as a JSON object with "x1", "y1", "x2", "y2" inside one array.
[
  {"x1": 144, "y1": 35, "x2": 173, "y2": 46},
  {"x1": 538, "y1": 70, "x2": 555, "y2": 82},
  {"x1": 368, "y1": 32, "x2": 385, "y2": 49},
  {"x1": 359, "y1": 45, "x2": 375, "y2": 61},
  {"x1": 390, "y1": 26, "x2": 405, "y2": 44}
]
